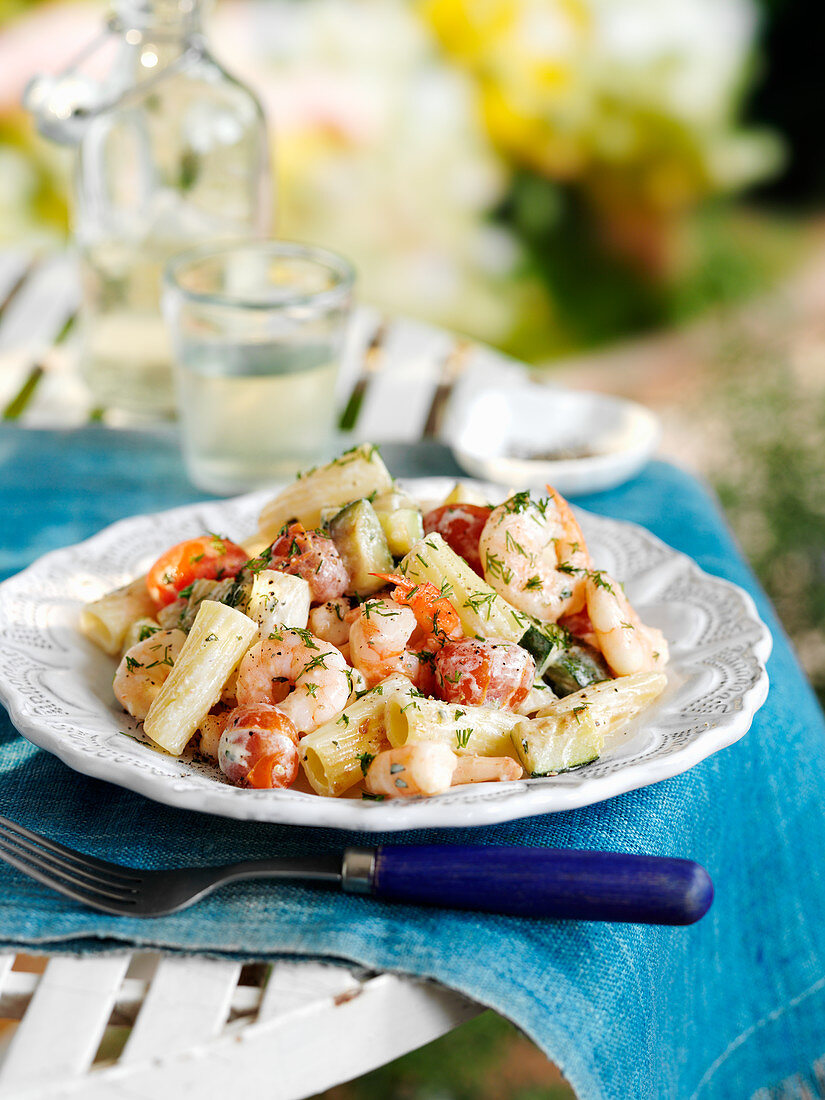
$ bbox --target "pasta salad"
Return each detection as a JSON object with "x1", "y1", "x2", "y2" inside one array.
[{"x1": 79, "y1": 444, "x2": 669, "y2": 800}]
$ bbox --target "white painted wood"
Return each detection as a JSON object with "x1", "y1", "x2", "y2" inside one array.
[
  {"x1": 8, "y1": 972, "x2": 482, "y2": 1100},
  {"x1": 0, "y1": 254, "x2": 79, "y2": 355},
  {"x1": 355, "y1": 316, "x2": 456, "y2": 442},
  {"x1": 437, "y1": 340, "x2": 529, "y2": 445},
  {"x1": 0, "y1": 251, "x2": 32, "y2": 308},
  {"x1": 0, "y1": 956, "x2": 13, "y2": 991},
  {"x1": 0, "y1": 966, "x2": 263, "y2": 1031},
  {"x1": 0, "y1": 955, "x2": 130, "y2": 1089},
  {"x1": 257, "y1": 959, "x2": 362, "y2": 1021},
  {"x1": 121, "y1": 956, "x2": 241, "y2": 1064},
  {"x1": 20, "y1": 345, "x2": 94, "y2": 428},
  {"x1": 337, "y1": 304, "x2": 382, "y2": 400}
]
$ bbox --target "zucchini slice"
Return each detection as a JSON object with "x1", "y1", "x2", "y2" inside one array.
[
  {"x1": 512, "y1": 710, "x2": 603, "y2": 776},
  {"x1": 327, "y1": 498, "x2": 394, "y2": 596},
  {"x1": 519, "y1": 621, "x2": 610, "y2": 697}
]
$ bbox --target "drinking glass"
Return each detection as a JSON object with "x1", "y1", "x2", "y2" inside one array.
[{"x1": 163, "y1": 241, "x2": 354, "y2": 493}]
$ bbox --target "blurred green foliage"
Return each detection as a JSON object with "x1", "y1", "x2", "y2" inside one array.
[{"x1": 314, "y1": 1012, "x2": 575, "y2": 1100}]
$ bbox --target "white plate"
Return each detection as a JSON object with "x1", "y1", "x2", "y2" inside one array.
[
  {"x1": 0, "y1": 480, "x2": 771, "y2": 832},
  {"x1": 448, "y1": 383, "x2": 661, "y2": 496}
]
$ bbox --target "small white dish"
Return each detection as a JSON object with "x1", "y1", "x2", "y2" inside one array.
[{"x1": 448, "y1": 383, "x2": 661, "y2": 496}]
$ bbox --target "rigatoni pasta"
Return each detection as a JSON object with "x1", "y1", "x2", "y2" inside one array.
[
  {"x1": 79, "y1": 576, "x2": 157, "y2": 656},
  {"x1": 386, "y1": 692, "x2": 521, "y2": 759},
  {"x1": 399, "y1": 533, "x2": 526, "y2": 643},
  {"x1": 144, "y1": 601, "x2": 259, "y2": 755},
  {"x1": 258, "y1": 443, "x2": 393, "y2": 541},
  {"x1": 300, "y1": 674, "x2": 410, "y2": 796}
]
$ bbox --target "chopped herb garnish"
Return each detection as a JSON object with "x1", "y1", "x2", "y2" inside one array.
[
  {"x1": 357, "y1": 751, "x2": 375, "y2": 776},
  {"x1": 302, "y1": 653, "x2": 330, "y2": 674},
  {"x1": 125, "y1": 656, "x2": 143, "y2": 672},
  {"x1": 455, "y1": 728, "x2": 473, "y2": 749}
]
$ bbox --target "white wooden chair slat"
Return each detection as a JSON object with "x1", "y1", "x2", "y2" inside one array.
[
  {"x1": 20, "y1": 346, "x2": 94, "y2": 429},
  {"x1": 0, "y1": 251, "x2": 32, "y2": 308},
  {"x1": 0, "y1": 955, "x2": 130, "y2": 1089},
  {"x1": 355, "y1": 316, "x2": 456, "y2": 442},
  {"x1": 0, "y1": 967, "x2": 264, "y2": 1030},
  {"x1": 256, "y1": 959, "x2": 362, "y2": 1021},
  {"x1": 0, "y1": 255, "x2": 79, "y2": 356},
  {"x1": 120, "y1": 956, "x2": 241, "y2": 1064},
  {"x1": 8, "y1": 974, "x2": 480, "y2": 1100},
  {"x1": 336, "y1": 304, "x2": 382, "y2": 400},
  {"x1": 0, "y1": 955, "x2": 13, "y2": 986}
]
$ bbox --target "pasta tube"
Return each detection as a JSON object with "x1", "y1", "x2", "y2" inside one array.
[
  {"x1": 386, "y1": 693, "x2": 521, "y2": 759},
  {"x1": 514, "y1": 671, "x2": 668, "y2": 775},
  {"x1": 120, "y1": 616, "x2": 160, "y2": 657},
  {"x1": 441, "y1": 482, "x2": 490, "y2": 507},
  {"x1": 79, "y1": 576, "x2": 157, "y2": 656},
  {"x1": 144, "y1": 600, "x2": 259, "y2": 755},
  {"x1": 247, "y1": 570, "x2": 311, "y2": 636},
  {"x1": 258, "y1": 444, "x2": 393, "y2": 540},
  {"x1": 534, "y1": 671, "x2": 667, "y2": 730},
  {"x1": 399, "y1": 533, "x2": 527, "y2": 644},
  {"x1": 300, "y1": 674, "x2": 410, "y2": 797}
]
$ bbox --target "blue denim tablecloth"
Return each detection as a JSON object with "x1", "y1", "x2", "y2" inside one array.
[{"x1": 1, "y1": 425, "x2": 824, "y2": 1100}]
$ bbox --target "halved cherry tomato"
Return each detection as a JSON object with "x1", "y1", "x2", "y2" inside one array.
[
  {"x1": 422, "y1": 504, "x2": 492, "y2": 576},
  {"x1": 146, "y1": 534, "x2": 249, "y2": 608},
  {"x1": 435, "y1": 639, "x2": 535, "y2": 709},
  {"x1": 218, "y1": 703, "x2": 300, "y2": 788},
  {"x1": 558, "y1": 608, "x2": 598, "y2": 649},
  {"x1": 372, "y1": 572, "x2": 463, "y2": 646}
]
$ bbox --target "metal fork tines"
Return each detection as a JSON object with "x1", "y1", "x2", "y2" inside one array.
[
  {"x1": 0, "y1": 814, "x2": 143, "y2": 915},
  {"x1": 0, "y1": 814, "x2": 343, "y2": 917}
]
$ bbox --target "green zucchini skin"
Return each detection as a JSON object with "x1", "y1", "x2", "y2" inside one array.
[
  {"x1": 512, "y1": 710, "x2": 604, "y2": 776},
  {"x1": 518, "y1": 622, "x2": 610, "y2": 697},
  {"x1": 327, "y1": 498, "x2": 395, "y2": 596}
]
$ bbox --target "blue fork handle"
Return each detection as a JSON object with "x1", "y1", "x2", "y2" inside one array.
[{"x1": 366, "y1": 846, "x2": 713, "y2": 925}]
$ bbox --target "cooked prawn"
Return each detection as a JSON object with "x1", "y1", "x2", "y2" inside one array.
[
  {"x1": 478, "y1": 488, "x2": 591, "y2": 622},
  {"x1": 235, "y1": 628, "x2": 351, "y2": 735},
  {"x1": 348, "y1": 598, "x2": 419, "y2": 687},
  {"x1": 113, "y1": 628, "x2": 186, "y2": 720},
  {"x1": 373, "y1": 573, "x2": 463, "y2": 648},
  {"x1": 585, "y1": 571, "x2": 669, "y2": 676},
  {"x1": 307, "y1": 597, "x2": 356, "y2": 649},
  {"x1": 364, "y1": 744, "x2": 522, "y2": 798}
]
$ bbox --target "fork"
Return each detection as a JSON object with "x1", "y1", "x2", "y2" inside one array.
[{"x1": 0, "y1": 813, "x2": 713, "y2": 924}]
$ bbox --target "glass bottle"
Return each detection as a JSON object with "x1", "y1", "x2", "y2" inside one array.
[{"x1": 28, "y1": 0, "x2": 271, "y2": 418}]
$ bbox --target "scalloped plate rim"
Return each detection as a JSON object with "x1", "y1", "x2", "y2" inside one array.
[{"x1": 0, "y1": 478, "x2": 773, "y2": 831}]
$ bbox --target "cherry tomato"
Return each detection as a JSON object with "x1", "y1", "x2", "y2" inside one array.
[
  {"x1": 218, "y1": 704, "x2": 300, "y2": 788},
  {"x1": 558, "y1": 608, "x2": 597, "y2": 648},
  {"x1": 423, "y1": 504, "x2": 492, "y2": 576},
  {"x1": 372, "y1": 572, "x2": 463, "y2": 646},
  {"x1": 435, "y1": 639, "x2": 535, "y2": 709},
  {"x1": 146, "y1": 534, "x2": 249, "y2": 608},
  {"x1": 267, "y1": 522, "x2": 349, "y2": 603}
]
